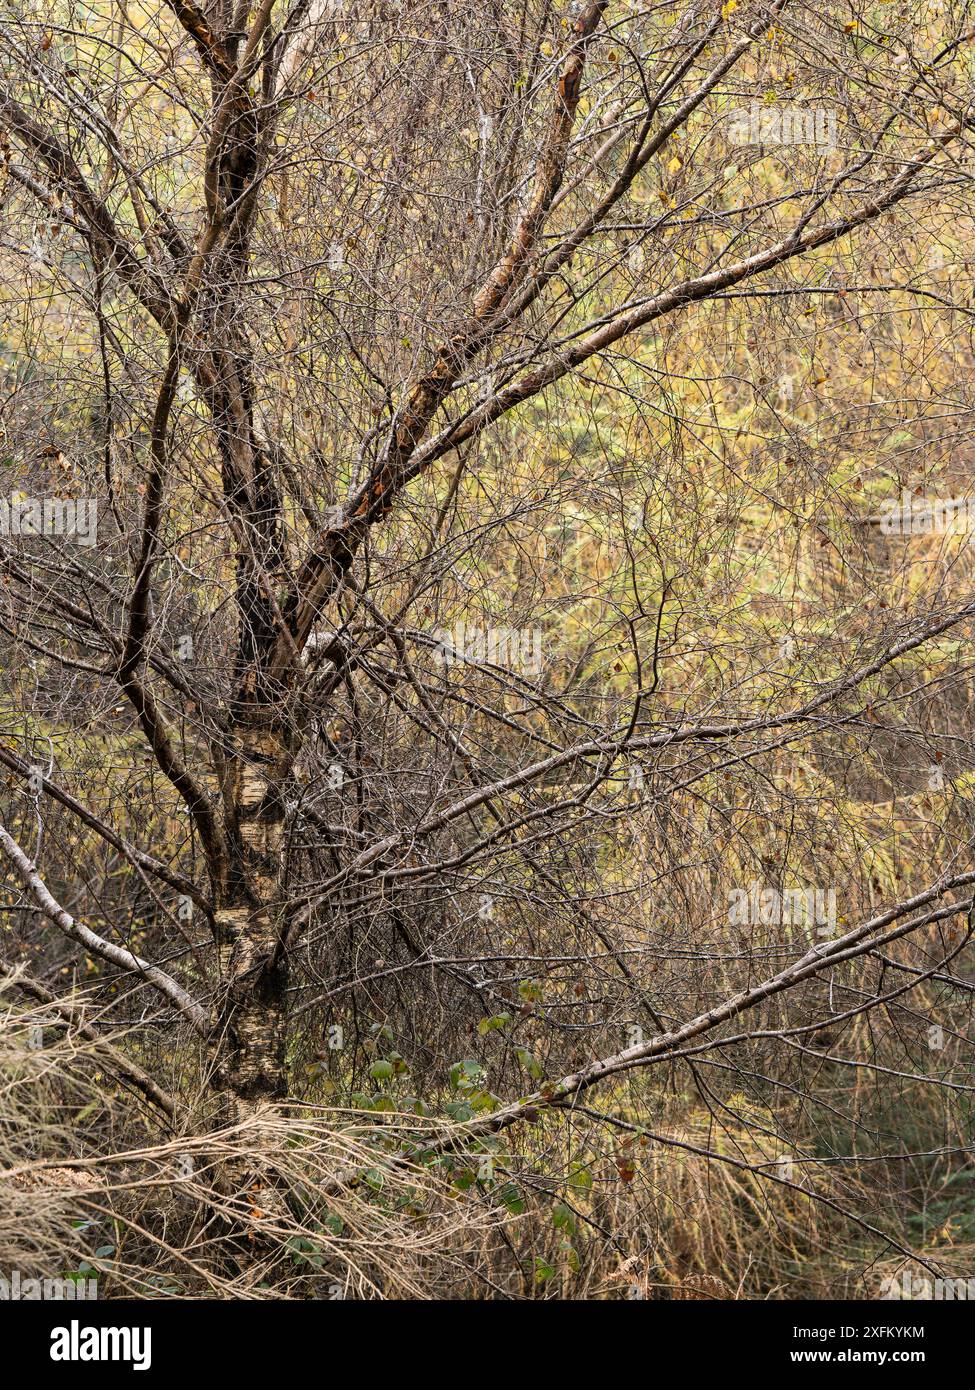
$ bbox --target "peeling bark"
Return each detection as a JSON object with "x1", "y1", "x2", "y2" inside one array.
[{"x1": 212, "y1": 719, "x2": 293, "y2": 1108}]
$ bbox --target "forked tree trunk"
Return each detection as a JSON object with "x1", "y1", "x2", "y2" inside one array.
[{"x1": 204, "y1": 368, "x2": 295, "y2": 1110}]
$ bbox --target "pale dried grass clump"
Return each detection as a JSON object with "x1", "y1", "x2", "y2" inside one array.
[{"x1": 0, "y1": 977, "x2": 503, "y2": 1298}]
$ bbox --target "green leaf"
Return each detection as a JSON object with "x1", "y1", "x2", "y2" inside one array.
[
  {"x1": 568, "y1": 1163, "x2": 593, "y2": 1192},
  {"x1": 477, "y1": 1012, "x2": 512, "y2": 1036},
  {"x1": 533, "y1": 1257, "x2": 556, "y2": 1284},
  {"x1": 552, "y1": 1202, "x2": 576, "y2": 1233},
  {"x1": 449, "y1": 1058, "x2": 485, "y2": 1090},
  {"x1": 399, "y1": 1094, "x2": 428, "y2": 1116},
  {"x1": 496, "y1": 1181, "x2": 526, "y2": 1215},
  {"x1": 444, "y1": 1099, "x2": 474, "y2": 1122},
  {"x1": 515, "y1": 1047, "x2": 543, "y2": 1079},
  {"x1": 469, "y1": 1088, "x2": 499, "y2": 1114}
]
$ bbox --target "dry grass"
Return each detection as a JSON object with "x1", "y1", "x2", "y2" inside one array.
[{"x1": 1, "y1": 976, "x2": 966, "y2": 1299}]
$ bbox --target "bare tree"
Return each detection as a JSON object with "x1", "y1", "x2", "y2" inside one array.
[{"x1": 2, "y1": 0, "x2": 975, "y2": 1295}]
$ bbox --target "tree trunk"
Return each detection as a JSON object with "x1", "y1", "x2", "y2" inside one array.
[{"x1": 211, "y1": 708, "x2": 294, "y2": 1110}]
